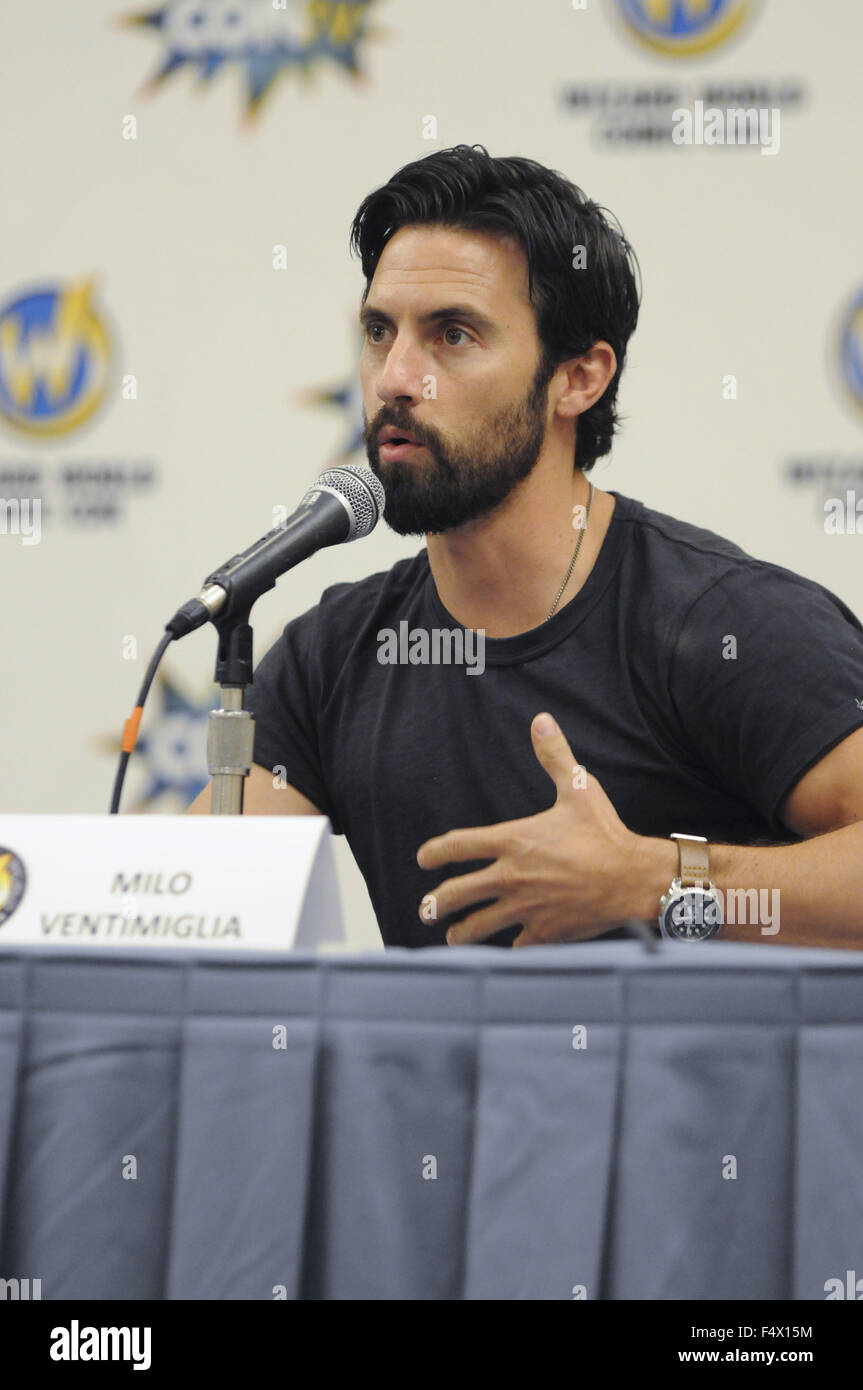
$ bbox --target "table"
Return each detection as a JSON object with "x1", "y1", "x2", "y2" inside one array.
[{"x1": 1, "y1": 940, "x2": 861, "y2": 1300}]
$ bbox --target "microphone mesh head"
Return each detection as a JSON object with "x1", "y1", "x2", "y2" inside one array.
[{"x1": 314, "y1": 465, "x2": 386, "y2": 539}]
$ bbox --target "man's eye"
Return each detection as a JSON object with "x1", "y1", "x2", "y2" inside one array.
[{"x1": 363, "y1": 322, "x2": 472, "y2": 346}]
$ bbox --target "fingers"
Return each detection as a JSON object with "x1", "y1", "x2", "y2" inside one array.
[
  {"x1": 418, "y1": 865, "x2": 499, "y2": 925},
  {"x1": 531, "y1": 712, "x2": 584, "y2": 799},
  {"x1": 445, "y1": 900, "x2": 521, "y2": 946},
  {"x1": 417, "y1": 823, "x2": 514, "y2": 870}
]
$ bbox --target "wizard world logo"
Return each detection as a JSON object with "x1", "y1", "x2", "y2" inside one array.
[
  {"x1": 616, "y1": 0, "x2": 756, "y2": 57},
  {"x1": 0, "y1": 280, "x2": 111, "y2": 439},
  {"x1": 121, "y1": 0, "x2": 381, "y2": 120}
]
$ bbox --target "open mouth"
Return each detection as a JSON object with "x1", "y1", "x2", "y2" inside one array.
[{"x1": 379, "y1": 435, "x2": 424, "y2": 457}]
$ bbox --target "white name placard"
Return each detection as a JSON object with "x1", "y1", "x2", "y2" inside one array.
[{"x1": 0, "y1": 814, "x2": 344, "y2": 951}]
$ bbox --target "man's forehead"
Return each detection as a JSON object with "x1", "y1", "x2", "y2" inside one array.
[{"x1": 370, "y1": 225, "x2": 530, "y2": 302}]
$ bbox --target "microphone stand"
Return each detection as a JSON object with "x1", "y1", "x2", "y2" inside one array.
[
  {"x1": 207, "y1": 608, "x2": 255, "y2": 814},
  {"x1": 108, "y1": 468, "x2": 384, "y2": 819}
]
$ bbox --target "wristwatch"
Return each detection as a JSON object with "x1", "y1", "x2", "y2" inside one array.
[{"x1": 657, "y1": 833, "x2": 724, "y2": 941}]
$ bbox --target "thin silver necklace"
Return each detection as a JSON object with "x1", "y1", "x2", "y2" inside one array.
[{"x1": 545, "y1": 481, "x2": 595, "y2": 621}]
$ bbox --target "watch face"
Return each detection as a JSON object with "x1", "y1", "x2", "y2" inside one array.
[{"x1": 660, "y1": 888, "x2": 723, "y2": 942}]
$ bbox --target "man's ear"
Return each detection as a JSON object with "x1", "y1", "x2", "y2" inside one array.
[{"x1": 553, "y1": 341, "x2": 617, "y2": 420}]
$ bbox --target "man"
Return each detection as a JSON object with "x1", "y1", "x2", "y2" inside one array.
[{"x1": 189, "y1": 145, "x2": 863, "y2": 949}]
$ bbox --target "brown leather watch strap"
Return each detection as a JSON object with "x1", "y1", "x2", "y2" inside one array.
[{"x1": 670, "y1": 832, "x2": 710, "y2": 886}]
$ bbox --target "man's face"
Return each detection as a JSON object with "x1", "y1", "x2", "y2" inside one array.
[{"x1": 359, "y1": 224, "x2": 555, "y2": 536}]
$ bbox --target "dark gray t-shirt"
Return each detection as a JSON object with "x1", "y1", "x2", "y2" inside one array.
[{"x1": 244, "y1": 490, "x2": 863, "y2": 948}]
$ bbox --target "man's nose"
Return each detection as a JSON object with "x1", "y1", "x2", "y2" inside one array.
[{"x1": 375, "y1": 336, "x2": 425, "y2": 406}]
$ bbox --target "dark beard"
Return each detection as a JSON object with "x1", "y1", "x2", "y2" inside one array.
[{"x1": 363, "y1": 356, "x2": 555, "y2": 536}]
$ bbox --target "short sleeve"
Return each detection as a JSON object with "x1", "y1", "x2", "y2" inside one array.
[
  {"x1": 667, "y1": 564, "x2": 863, "y2": 833},
  {"x1": 243, "y1": 610, "x2": 343, "y2": 832}
]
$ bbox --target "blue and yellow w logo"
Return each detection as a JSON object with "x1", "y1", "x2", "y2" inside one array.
[
  {"x1": 0, "y1": 280, "x2": 111, "y2": 437},
  {"x1": 616, "y1": 0, "x2": 754, "y2": 56}
]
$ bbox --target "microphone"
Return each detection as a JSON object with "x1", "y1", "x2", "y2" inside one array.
[{"x1": 166, "y1": 464, "x2": 386, "y2": 637}]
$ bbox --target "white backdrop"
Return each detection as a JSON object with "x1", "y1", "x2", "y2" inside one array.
[{"x1": 1, "y1": 0, "x2": 861, "y2": 947}]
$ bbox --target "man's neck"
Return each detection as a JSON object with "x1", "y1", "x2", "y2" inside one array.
[{"x1": 426, "y1": 466, "x2": 616, "y2": 639}]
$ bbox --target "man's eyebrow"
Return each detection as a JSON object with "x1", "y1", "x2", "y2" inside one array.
[{"x1": 358, "y1": 303, "x2": 497, "y2": 332}]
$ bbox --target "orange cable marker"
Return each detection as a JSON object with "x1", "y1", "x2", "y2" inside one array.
[{"x1": 121, "y1": 706, "x2": 144, "y2": 754}]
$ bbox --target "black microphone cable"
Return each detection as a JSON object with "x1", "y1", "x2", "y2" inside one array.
[{"x1": 109, "y1": 630, "x2": 175, "y2": 814}]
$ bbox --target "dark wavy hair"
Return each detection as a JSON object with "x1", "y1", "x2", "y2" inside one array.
[{"x1": 349, "y1": 144, "x2": 641, "y2": 473}]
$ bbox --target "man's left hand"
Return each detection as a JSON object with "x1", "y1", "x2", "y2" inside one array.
[{"x1": 416, "y1": 711, "x2": 646, "y2": 947}]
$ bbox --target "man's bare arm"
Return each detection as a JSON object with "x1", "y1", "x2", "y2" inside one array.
[
  {"x1": 186, "y1": 762, "x2": 322, "y2": 816},
  {"x1": 627, "y1": 728, "x2": 863, "y2": 946}
]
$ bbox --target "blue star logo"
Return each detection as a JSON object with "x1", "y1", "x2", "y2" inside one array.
[
  {"x1": 99, "y1": 670, "x2": 215, "y2": 810},
  {"x1": 120, "y1": 0, "x2": 381, "y2": 121},
  {"x1": 300, "y1": 361, "x2": 367, "y2": 463}
]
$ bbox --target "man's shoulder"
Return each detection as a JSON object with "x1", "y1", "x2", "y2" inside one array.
[
  {"x1": 614, "y1": 489, "x2": 754, "y2": 573},
  {"x1": 615, "y1": 490, "x2": 828, "y2": 600},
  {"x1": 613, "y1": 489, "x2": 863, "y2": 632},
  {"x1": 290, "y1": 548, "x2": 430, "y2": 639},
  {"x1": 321, "y1": 548, "x2": 429, "y2": 607}
]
